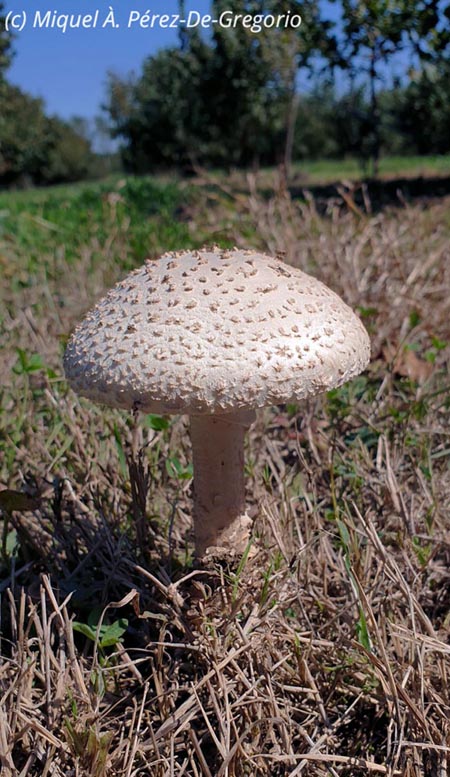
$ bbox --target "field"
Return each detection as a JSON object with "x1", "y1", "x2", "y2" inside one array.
[
  {"x1": 1, "y1": 167, "x2": 450, "y2": 776},
  {"x1": 292, "y1": 154, "x2": 450, "y2": 183},
  {"x1": 204, "y1": 154, "x2": 450, "y2": 187}
]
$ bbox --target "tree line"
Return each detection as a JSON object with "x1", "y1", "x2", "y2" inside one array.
[
  {"x1": 106, "y1": 0, "x2": 450, "y2": 176},
  {"x1": 0, "y1": 3, "x2": 115, "y2": 187},
  {"x1": 1, "y1": 0, "x2": 450, "y2": 187}
]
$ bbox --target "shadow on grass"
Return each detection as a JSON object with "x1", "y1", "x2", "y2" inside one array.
[{"x1": 290, "y1": 173, "x2": 450, "y2": 213}]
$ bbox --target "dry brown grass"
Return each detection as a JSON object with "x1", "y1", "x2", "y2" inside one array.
[{"x1": 1, "y1": 175, "x2": 450, "y2": 776}]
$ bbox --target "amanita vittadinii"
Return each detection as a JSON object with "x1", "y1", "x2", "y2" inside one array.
[{"x1": 64, "y1": 247, "x2": 370, "y2": 556}]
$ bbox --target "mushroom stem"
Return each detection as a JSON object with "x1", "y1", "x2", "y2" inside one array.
[{"x1": 190, "y1": 410, "x2": 256, "y2": 557}]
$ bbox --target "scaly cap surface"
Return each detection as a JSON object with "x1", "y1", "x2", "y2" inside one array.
[{"x1": 64, "y1": 247, "x2": 371, "y2": 413}]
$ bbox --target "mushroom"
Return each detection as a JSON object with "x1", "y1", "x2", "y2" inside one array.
[{"x1": 64, "y1": 247, "x2": 370, "y2": 557}]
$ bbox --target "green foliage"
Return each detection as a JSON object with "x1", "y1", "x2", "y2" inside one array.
[
  {"x1": 411, "y1": 535, "x2": 432, "y2": 568},
  {"x1": 105, "y1": 1, "x2": 336, "y2": 171},
  {"x1": 327, "y1": 376, "x2": 373, "y2": 420},
  {"x1": 412, "y1": 0, "x2": 450, "y2": 60},
  {"x1": 336, "y1": 0, "x2": 450, "y2": 171},
  {"x1": 144, "y1": 414, "x2": 170, "y2": 431},
  {"x1": 65, "y1": 719, "x2": 113, "y2": 777},
  {"x1": 388, "y1": 64, "x2": 450, "y2": 155},
  {"x1": 1, "y1": 1, "x2": 450, "y2": 183},
  {"x1": 72, "y1": 608, "x2": 128, "y2": 649},
  {"x1": 0, "y1": 1, "x2": 13, "y2": 77},
  {"x1": 337, "y1": 517, "x2": 371, "y2": 651},
  {"x1": 12, "y1": 349, "x2": 45, "y2": 375},
  {"x1": 2, "y1": 0, "x2": 450, "y2": 182},
  {"x1": 106, "y1": 43, "x2": 450, "y2": 174},
  {"x1": 43, "y1": 117, "x2": 94, "y2": 183},
  {"x1": 0, "y1": 175, "x2": 196, "y2": 486},
  {"x1": 293, "y1": 84, "x2": 341, "y2": 160},
  {"x1": 0, "y1": 82, "x2": 94, "y2": 186},
  {"x1": 165, "y1": 456, "x2": 193, "y2": 480},
  {"x1": 0, "y1": 176, "x2": 192, "y2": 264},
  {"x1": 339, "y1": 0, "x2": 413, "y2": 171},
  {"x1": 106, "y1": 32, "x2": 277, "y2": 169}
]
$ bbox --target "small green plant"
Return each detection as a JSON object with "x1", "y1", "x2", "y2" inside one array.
[
  {"x1": 327, "y1": 376, "x2": 373, "y2": 420},
  {"x1": 72, "y1": 608, "x2": 128, "y2": 650},
  {"x1": 231, "y1": 540, "x2": 255, "y2": 604},
  {"x1": 144, "y1": 414, "x2": 170, "y2": 431},
  {"x1": 13, "y1": 349, "x2": 45, "y2": 375},
  {"x1": 424, "y1": 336, "x2": 447, "y2": 364},
  {"x1": 412, "y1": 536, "x2": 432, "y2": 568},
  {"x1": 165, "y1": 455, "x2": 193, "y2": 480},
  {"x1": 337, "y1": 518, "x2": 371, "y2": 652},
  {"x1": 65, "y1": 719, "x2": 113, "y2": 777}
]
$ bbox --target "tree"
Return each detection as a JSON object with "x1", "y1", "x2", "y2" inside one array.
[
  {"x1": 106, "y1": 38, "x2": 216, "y2": 171},
  {"x1": 389, "y1": 64, "x2": 450, "y2": 155},
  {"x1": 105, "y1": 16, "x2": 278, "y2": 170},
  {"x1": 0, "y1": 83, "x2": 94, "y2": 186},
  {"x1": 261, "y1": 0, "x2": 341, "y2": 173},
  {"x1": 199, "y1": 0, "x2": 282, "y2": 167},
  {"x1": 339, "y1": 1, "x2": 412, "y2": 175},
  {"x1": 407, "y1": 0, "x2": 450, "y2": 62},
  {"x1": 0, "y1": 1, "x2": 13, "y2": 78},
  {"x1": 40, "y1": 116, "x2": 93, "y2": 183},
  {"x1": 0, "y1": 85, "x2": 49, "y2": 184},
  {"x1": 339, "y1": 0, "x2": 450, "y2": 175},
  {"x1": 105, "y1": 1, "x2": 337, "y2": 172},
  {"x1": 209, "y1": 0, "x2": 339, "y2": 175},
  {"x1": 292, "y1": 83, "x2": 344, "y2": 160}
]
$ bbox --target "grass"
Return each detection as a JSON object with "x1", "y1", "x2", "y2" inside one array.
[
  {"x1": 202, "y1": 153, "x2": 450, "y2": 187},
  {"x1": 292, "y1": 154, "x2": 450, "y2": 183},
  {"x1": 1, "y1": 170, "x2": 450, "y2": 775}
]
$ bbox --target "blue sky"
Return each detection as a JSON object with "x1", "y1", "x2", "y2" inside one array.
[
  {"x1": 7, "y1": 0, "x2": 212, "y2": 118},
  {"x1": 6, "y1": 0, "x2": 411, "y2": 122}
]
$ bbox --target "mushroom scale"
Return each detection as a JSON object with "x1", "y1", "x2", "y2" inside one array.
[{"x1": 63, "y1": 247, "x2": 371, "y2": 414}]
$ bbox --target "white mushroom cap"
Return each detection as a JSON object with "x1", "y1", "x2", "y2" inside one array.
[{"x1": 64, "y1": 247, "x2": 370, "y2": 414}]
